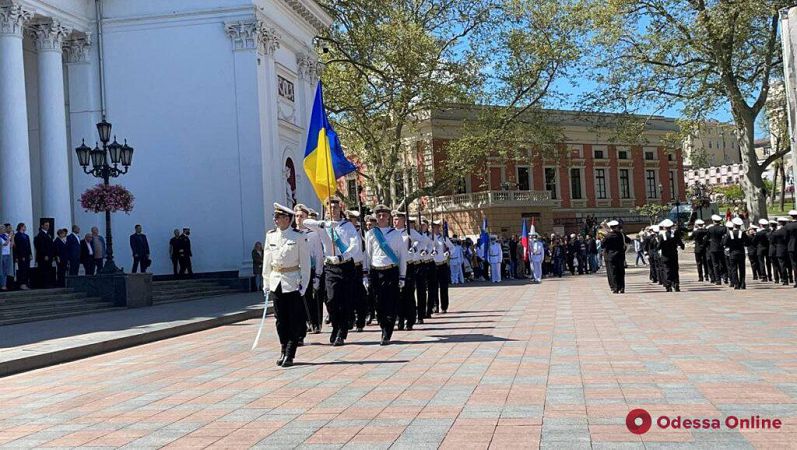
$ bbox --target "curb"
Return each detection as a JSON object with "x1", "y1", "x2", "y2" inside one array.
[{"x1": 0, "y1": 306, "x2": 271, "y2": 378}]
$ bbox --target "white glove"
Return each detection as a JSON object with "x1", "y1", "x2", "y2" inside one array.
[
  {"x1": 444, "y1": 251, "x2": 450, "y2": 258},
  {"x1": 324, "y1": 255, "x2": 342, "y2": 265},
  {"x1": 262, "y1": 285, "x2": 269, "y2": 295},
  {"x1": 363, "y1": 278, "x2": 369, "y2": 292},
  {"x1": 420, "y1": 250, "x2": 428, "y2": 256},
  {"x1": 313, "y1": 277, "x2": 320, "y2": 290},
  {"x1": 399, "y1": 279, "x2": 405, "y2": 289}
]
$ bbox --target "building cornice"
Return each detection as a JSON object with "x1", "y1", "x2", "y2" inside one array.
[
  {"x1": 279, "y1": 0, "x2": 332, "y2": 32},
  {"x1": 15, "y1": 0, "x2": 90, "y2": 32}
]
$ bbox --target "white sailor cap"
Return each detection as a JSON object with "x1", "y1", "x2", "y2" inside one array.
[
  {"x1": 392, "y1": 210, "x2": 407, "y2": 217},
  {"x1": 607, "y1": 220, "x2": 620, "y2": 227},
  {"x1": 308, "y1": 208, "x2": 318, "y2": 218},
  {"x1": 432, "y1": 220, "x2": 443, "y2": 226},
  {"x1": 651, "y1": 225, "x2": 660, "y2": 232},
  {"x1": 373, "y1": 204, "x2": 390, "y2": 213},
  {"x1": 711, "y1": 214, "x2": 722, "y2": 222},
  {"x1": 732, "y1": 217, "x2": 744, "y2": 226},
  {"x1": 293, "y1": 203, "x2": 310, "y2": 214},
  {"x1": 725, "y1": 221, "x2": 734, "y2": 228},
  {"x1": 789, "y1": 210, "x2": 797, "y2": 216},
  {"x1": 346, "y1": 209, "x2": 361, "y2": 218},
  {"x1": 750, "y1": 224, "x2": 758, "y2": 230},
  {"x1": 273, "y1": 203, "x2": 295, "y2": 216},
  {"x1": 366, "y1": 214, "x2": 377, "y2": 222},
  {"x1": 694, "y1": 219, "x2": 705, "y2": 225},
  {"x1": 759, "y1": 218, "x2": 769, "y2": 226},
  {"x1": 660, "y1": 219, "x2": 674, "y2": 228},
  {"x1": 531, "y1": 232, "x2": 538, "y2": 237},
  {"x1": 769, "y1": 219, "x2": 777, "y2": 224},
  {"x1": 778, "y1": 216, "x2": 789, "y2": 222}
]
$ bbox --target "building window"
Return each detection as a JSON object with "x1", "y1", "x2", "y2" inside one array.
[
  {"x1": 595, "y1": 168, "x2": 607, "y2": 199},
  {"x1": 517, "y1": 167, "x2": 530, "y2": 191},
  {"x1": 644, "y1": 151, "x2": 654, "y2": 160},
  {"x1": 646, "y1": 170, "x2": 657, "y2": 198},
  {"x1": 277, "y1": 75, "x2": 295, "y2": 101},
  {"x1": 544, "y1": 167, "x2": 557, "y2": 200},
  {"x1": 619, "y1": 169, "x2": 631, "y2": 199},
  {"x1": 618, "y1": 150, "x2": 628, "y2": 160},
  {"x1": 667, "y1": 153, "x2": 673, "y2": 161},
  {"x1": 669, "y1": 171, "x2": 676, "y2": 199},
  {"x1": 594, "y1": 149, "x2": 604, "y2": 159},
  {"x1": 570, "y1": 168, "x2": 582, "y2": 199}
]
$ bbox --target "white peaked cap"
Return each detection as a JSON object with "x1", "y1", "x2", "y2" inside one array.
[
  {"x1": 711, "y1": 214, "x2": 722, "y2": 221},
  {"x1": 607, "y1": 220, "x2": 620, "y2": 227},
  {"x1": 273, "y1": 203, "x2": 295, "y2": 216},
  {"x1": 660, "y1": 219, "x2": 674, "y2": 227},
  {"x1": 759, "y1": 219, "x2": 769, "y2": 226},
  {"x1": 651, "y1": 225, "x2": 660, "y2": 232},
  {"x1": 732, "y1": 217, "x2": 743, "y2": 226},
  {"x1": 789, "y1": 210, "x2": 797, "y2": 216},
  {"x1": 725, "y1": 221, "x2": 734, "y2": 228},
  {"x1": 695, "y1": 219, "x2": 704, "y2": 225}
]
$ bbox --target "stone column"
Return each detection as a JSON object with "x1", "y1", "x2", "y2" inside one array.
[
  {"x1": 29, "y1": 19, "x2": 72, "y2": 228},
  {"x1": 0, "y1": 1, "x2": 33, "y2": 227}
]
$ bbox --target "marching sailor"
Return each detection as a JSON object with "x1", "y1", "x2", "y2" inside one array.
[
  {"x1": 602, "y1": 220, "x2": 631, "y2": 293},
  {"x1": 755, "y1": 218, "x2": 772, "y2": 282},
  {"x1": 394, "y1": 210, "x2": 419, "y2": 330},
  {"x1": 430, "y1": 220, "x2": 453, "y2": 314},
  {"x1": 364, "y1": 205, "x2": 408, "y2": 345},
  {"x1": 772, "y1": 217, "x2": 790, "y2": 285},
  {"x1": 722, "y1": 217, "x2": 748, "y2": 289},
  {"x1": 787, "y1": 210, "x2": 797, "y2": 287},
  {"x1": 657, "y1": 219, "x2": 684, "y2": 292},
  {"x1": 449, "y1": 237, "x2": 465, "y2": 285},
  {"x1": 303, "y1": 196, "x2": 362, "y2": 346},
  {"x1": 412, "y1": 217, "x2": 430, "y2": 322},
  {"x1": 707, "y1": 214, "x2": 727, "y2": 285},
  {"x1": 262, "y1": 203, "x2": 311, "y2": 367},
  {"x1": 691, "y1": 220, "x2": 710, "y2": 282},
  {"x1": 294, "y1": 204, "x2": 324, "y2": 335}
]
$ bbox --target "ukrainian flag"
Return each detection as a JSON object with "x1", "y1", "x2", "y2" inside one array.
[{"x1": 303, "y1": 82, "x2": 357, "y2": 201}]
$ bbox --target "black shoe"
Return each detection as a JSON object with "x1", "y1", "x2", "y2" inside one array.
[
  {"x1": 276, "y1": 347, "x2": 286, "y2": 366},
  {"x1": 366, "y1": 318, "x2": 373, "y2": 325},
  {"x1": 674, "y1": 285, "x2": 680, "y2": 292},
  {"x1": 333, "y1": 338, "x2": 344, "y2": 346},
  {"x1": 380, "y1": 339, "x2": 389, "y2": 346},
  {"x1": 281, "y1": 357, "x2": 293, "y2": 367},
  {"x1": 698, "y1": 278, "x2": 704, "y2": 282},
  {"x1": 407, "y1": 325, "x2": 413, "y2": 331},
  {"x1": 329, "y1": 332, "x2": 336, "y2": 344},
  {"x1": 442, "y1": 310, "x2": 447, "y2": 314},
  {"x1": 418, "y1": 319, "x2": 424, "y2": 324},
  {"x1": 356, "y1": 327, "x2": 364, "y2": 332},
  {"x1": 297, "y1": 338, "x2": 304, "y2": 347}
]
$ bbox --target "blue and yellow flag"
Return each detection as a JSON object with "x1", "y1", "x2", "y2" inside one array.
[{"x1": 303, "y1": 82, "x2": 357, "y2": 202}]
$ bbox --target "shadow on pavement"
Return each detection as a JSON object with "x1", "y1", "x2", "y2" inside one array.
[{"x1": 294, "y1": 359, "x2": 410, "y2": 366}]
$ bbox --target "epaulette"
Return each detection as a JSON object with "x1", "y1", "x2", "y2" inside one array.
[{"x1": 267, "y1": 229, "x2": 276, "y2": 234}]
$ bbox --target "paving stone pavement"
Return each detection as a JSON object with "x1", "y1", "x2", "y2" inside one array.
[{"x1": 1, "y1": 261, "x2": 796, "y2": 449}]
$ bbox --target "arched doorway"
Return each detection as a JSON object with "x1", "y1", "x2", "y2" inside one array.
[{"x1": 284, "y1": 158, "x2": 297, "y2": 207}]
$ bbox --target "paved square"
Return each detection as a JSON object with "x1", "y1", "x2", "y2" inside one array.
[{"x1": 1, "y1": 263, "x2": 796, "y2": 448}]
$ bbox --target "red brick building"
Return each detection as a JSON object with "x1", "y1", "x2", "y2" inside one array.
[{"x1": 404, "y1": 106, "x2": 686, "y2": 236}]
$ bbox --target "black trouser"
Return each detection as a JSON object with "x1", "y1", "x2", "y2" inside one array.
[
  {"x1": 325, "y1": 260, "x2": 354, "y2": 342},
  {"x1": 577, "y1": 255, "x2": 586, "y2": 274},
  {"x1": 272, "y1": 284, "x2": 303, "y2": 359},
  {"x1": 695, "y1": 250, "x2": 708, "y2": 281},
  {"x1": 171, "y1": 256, "x2": 179, "y2": 275},
  {"x1": 648, "y1": 254, "x2": 658, "y2": 282},
  {"x1": 38, "y1": 261, "x2": 54, "y2": 288},
  {"x1": 710, "y1": 251, "x2": 726, "y2": 283},
  {"x1": 777, "y1": 255, "x2": 790, "y2": 283},
  {"x1": 132, "y1": 257, "x2": 148, "y2": 273},
  {"x1": 68, "y1": 259, "x2": 80, "y2": 276},
  {"x1": 757, "y1": 252, "x2": 770, "y2": 281},
  {"x1": 605, "y1": 256, "x2": 616, "y2": 291},
  {"x1": 15, "y1": 257, "x2": 30, "y2": 287},
  {"x1": 369, "y1": 266, "x2": 399, "y2": 341},
  {"x1": 94, "y1": 258, "x2": 104, "y2": 273},
  {"x1": 415, "y1": 262, "x2": 428, "y2": 321},
  {"x1": 566, "y1": 255, "x2": 575, "y2": 275},
  {"x1": 83, "y1": 260, "x2": 95, "y2": 276},
  {"x1": 660, "y1": 257, "x2": 679, "y2": 289},
  {"x1": 56, "y1": 262, "x2": 68, "y2": 287},
  {"x1": 728, "y1": 252, "x2": 746, "y2": 288},
  {"x1": 790, "y1": 252, "x2": 797, "y2": 285},
  {"x1": 307, "y1": 269, "x2": 323, "y2": 330},
  {"x1": 353, "y1": 264, "x2": 368, "y2": 329},
  {"x1": 606, "y1": 257, "x2": 624, "y2": 291},
  {"x1": 772, "y1": 253, "x2": 782, "y2": 283},
  {"x1": 436, "y1": 263, "x2": 450, "y2": 312},
  {"x1": 426, "y1": 261, "x2": 438, "y2": 316},
  {"x1": 398, "y1": 264, "x2": 416, "y2": 329},
  {"x1": 747, "y1": 253, "x2": 759, "y2": 280},
  {"x1": 178, "y1": 256, "x2": 193, "y2": 276}
]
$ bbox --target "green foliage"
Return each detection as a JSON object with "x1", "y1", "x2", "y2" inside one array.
[
  {"x1": 318, "y1": 0, "x2": 589, "y2": 206},
  {"x1": 713, "y1": 185, "x2": 745, "y2": 206},
  {"x1": 633, "y1": 203, "x2": 671, "y2": 225}
]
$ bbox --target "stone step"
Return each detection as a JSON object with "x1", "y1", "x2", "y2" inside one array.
[
  {"x1": 0, "y1": 297, "x2": 106, "y2": 312},
  {"x1": 0, "y1": 291, "x2": 91, "y2": 306},
  {"x1": 152, "y1": 283, "x2": 227, "y2": 294},
  {"x1": 0, "y1": 288, "x2": 75, "y2": 301},
  {"x1": 152, "y1": 288, "x2": 237, "y2": 304},
  {"x1": 0, "y1": 300, "x2": 112, "y2": 320},
  {"x1": 152, "y1": 278, "x2": 233, "y2": 287},
  {"x1": 0, "y1": 305, "x2": 123, "y2": 326}
]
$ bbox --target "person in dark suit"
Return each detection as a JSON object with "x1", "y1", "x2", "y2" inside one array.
[
  {"x1": 755, "y1": 219, "x2": 772, "y2": 282},
  {"x1": 34, "y1": 222, "x2": 55, "y2": 288},
  {"x1": 66, "y1": 225, "x2": 82, "y2": 276},
  {"x1": 691, "y1": 220, "x2": 710, "y2": 282},
  {"x1": 130, "y1": 224, "x2": 151, "y2": 273},
  {"x1": 768, "y1": 219, "x2": 781, "y2": 283},
  {"x1": 54, "y1": 229, "x2": 69, "y2": 286},
  {"x1": 601, "y1": 221, "x2": 631, "y2": 294},
  {"x1": 13, "y1": 223, "x2": 32, "y2": 290},
  {"x1": 772, "y1": 217, "x2": 790, "y2": 285},
  {"x1": 658, "y1": 219, "x2": 685, "y2": 292},
  {"x1": 707, "y1": 215, "x2": 728, "y2": 285},
  {"x1": 722, "y1": 218, "x2": 749, "y2": 290},
  {"x1": 169, "y1": 229, "x2": 180, "y2": 275},
  {"x1": 786, "y1": 210, "x2": 797, "y2": 288},
  {"x1": 80, "y1": 233, "x2": 96, "y2": 275},
  {"x1": 177, "y1": 227, "x2": 193, "y2": 277}
]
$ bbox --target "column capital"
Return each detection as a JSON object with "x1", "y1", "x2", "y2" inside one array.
[
  {"x1": 0, "y1": 1, "x2": 33, "y2": 37},
  {"x1": 27, "y1": 19, "x2": 70, "y2": 52},
  {"x1": 62, "y1": 32, "x2": 91, "y2": 63},
  {"x1": 224, "y1": 19, "x2": 280, "y2": 55}
]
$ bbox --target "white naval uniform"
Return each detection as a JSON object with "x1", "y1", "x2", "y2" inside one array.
[
  {"x1": 303, "y1": 218, "x2": 363, "y2": 263},
  {"x1": 530, "y1": 240, "x2": 544, "y2": 282},
  {"x1": 262, "y1": 227, "x2": 311, "y2": 296},
  {"x1": 488, "y1": 241, "x2": 503, "y2": 283},
  {"x1": 449, "y1": 244, "x2": 464, "y2": 284},
  {"x1": 365, "y1": 226, "x2": 408, "y2": 339},
  {"x1": 364, "y1": 227, "x2": 408, "y2": 278}
]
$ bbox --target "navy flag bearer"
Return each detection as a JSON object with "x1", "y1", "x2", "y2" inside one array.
[
  {"x1": 364, "y1": 205, "x2": 408, "y2": 345},
  {"x1": 263, "y1": 203, "x2": 311, "y2": 368}
]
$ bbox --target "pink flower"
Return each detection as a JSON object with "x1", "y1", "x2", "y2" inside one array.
[{"x1": 80, "y1": 184, "x2": 135, "y2": 214}]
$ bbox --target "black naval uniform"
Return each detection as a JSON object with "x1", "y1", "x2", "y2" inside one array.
[
  {"x1": 657, "y1": 229, "x2": 684, "y2": 292},
  {"x1": 692, "y1": 226, "x2": 710, "y2": 282},
  {"x1": 397, "y1": 227, "x2": 417, "y2": 331},
  {"x1": 786, "y1": 219, "x2": 797, "y2": 287},
  {"x1": 707, "y1": 223, "x2": 727, "y2": 285},
  {"x1": 768, "y1": 225, "x2": 781, "y2": 283},
  {"x1": 644, "y1": 232, "x2": 659, "y2": 283},
  {"x1": 602, "y1": 230, "x2": 631, "y2": 293},
  {"x1": 722, "y1": 228, "x2": 748, "y2": 289},
  {"x1": 414, "y1": 231, "x2": 429, "y2": 324},
  {"x1": 744, "y1": 230, "x2": 759, "y2": 280},
  {"x1": 772, "y1": 224, "x2": 790, "y2": 285},
  {"x1": 755, "y1": 227, "x2": 771, "y2": 282}
]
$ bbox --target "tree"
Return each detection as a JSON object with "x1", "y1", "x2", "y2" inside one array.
[
  {"x1": 584, "y1": 0, "x2": 793, "y2": 219},
  {"x1": 318, "y1": 0, "x2": 587, "y2": 206},
  {"x1": 633, "y1": 203, "x2": 671, "y2": 225}
]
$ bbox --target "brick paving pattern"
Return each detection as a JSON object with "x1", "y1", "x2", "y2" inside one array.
[{"x1": 1, "y1": 262, "x2": 795, "y2": 448}]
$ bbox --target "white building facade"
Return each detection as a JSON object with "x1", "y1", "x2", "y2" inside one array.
[{"x1": 0, "y1": 0, "x2": 330, "y2": 275}]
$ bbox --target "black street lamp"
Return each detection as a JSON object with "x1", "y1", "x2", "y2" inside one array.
[{"x1": 75, "y1": 120, "x2": 134, "y2": 274}]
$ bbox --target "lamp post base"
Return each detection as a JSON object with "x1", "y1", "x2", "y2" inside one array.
[{"x1": 100, "y1": 258, "x2": 123, "y2": 274}]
